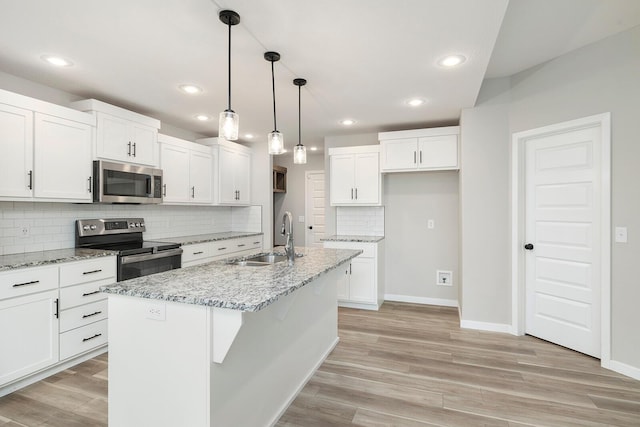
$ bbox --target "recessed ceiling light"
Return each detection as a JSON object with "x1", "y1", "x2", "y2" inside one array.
[
  {"x1": 340, "y1": 119, "x2": 355, "y2": 126},
  {"x1": 41, "y1": 55, "x2": 73, "y2": 67},
  {"x1": 438, "y1": 55, "x2": 466, "y2": 68},
  {"x1": 244, "y1": 134, "x2": 254, "y2": 139},
  {"x1": 407, "y1": 98, "x2": 425, "y2": 107},
  {"x1": 310, "y1": 147, "x2": 318, "y2": 151},
  {"x1": 194, "y1": 114, "x2": 211, "y2": 121},
  {"x1": 282, "y1": 149, "x2": 288, "y2": 153},
  {"x1": 179, "y1": 84, "x2": 203, "y2": 94}
]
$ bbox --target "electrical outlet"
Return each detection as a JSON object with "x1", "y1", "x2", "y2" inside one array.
[
  {"x1": 146, "y1": 303, "x2": 166, "y2": 321},
  {"x1": 17, "y1": 224, "x2": 30, "y2": 238},
  {"x1": 298, "y1": 216, "x2": 305, "y2": 223},
  {"x1": 436, "y1": 270, "x2": 452, "y2": 286},
  {"x1": 427, "y1": 219, "x2": 435, "y2": 229}
]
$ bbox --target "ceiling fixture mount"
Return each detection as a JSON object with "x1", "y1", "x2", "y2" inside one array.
[
  {"x1": 265, "y1": 51, "x2": 284, "y2": 155},
  {"x1": 179, "y1": 84, "x2": 202, "y2": 94},
  {"x1": 340, "y1": 119, "x2": 355, "y2": 126},
  {"x1": 41, "y1": 55, "x2": 73, "y2": 67},
  {"x1": 438, "y1": 54, "x2": 467, "y2": 67},
  {"x1": 218, "y1": 9, "x2": 241, "y2": 141},
  {"x1": 293, "y1": 78, "x2": 307, "y2": 164},
  {"x1": 407, "y1": 98, "x2": 425, "y2": 107}
]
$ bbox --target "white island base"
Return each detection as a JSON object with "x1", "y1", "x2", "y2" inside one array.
[{"x1": 107, "y1": 269, "x2": 339, "y2": 427}]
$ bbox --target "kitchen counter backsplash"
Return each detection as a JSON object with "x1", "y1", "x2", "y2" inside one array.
[
  {"x1": 0, "y1": 248, "x2": 116, "y2": 272},
  {"x1": 336, "y1": 206, "x2": 384, "y2": 236}
]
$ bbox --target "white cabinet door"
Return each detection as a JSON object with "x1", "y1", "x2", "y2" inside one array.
[
  {"x1": 97, "y1": 113, "x2": 156, "y2": 166},
  {"x1": 380, "y1": 138, "x2": 418, "y2": 171},
  {"x1": 354, "y1": 152, "x2": 380, "y2": 204},
  {"x1": 0, "y1": 289, "x2": 59, "y2": 386},
  {"x1": 0, "y1": 104, "x2": 33, "y2": 198},
  {"x1": 336, "y1": 266, "x2": 350, "y2": 301},
  {"x1": 218, "y1": 147, "x2": 237, "y2": 204},
  {"x1": 33, "y1": 113, "x2": 92, "y2": 201},
  {"x1": 330, "y1": 154, "x2": 356, "y2": 205},
  {"x1": 189, "y1": 149, "x2": 213, "y2": 203},
  {"x1": 348, "y1": 257, "x2": 376, "y2": 303},
  {"x1": 160, "y1": 143, "x2": 190, "y2": 203},
  {"x1": 418, "y1": 134, "x2": 458, "y2": 170},
  {"x1": 234, "y1": 149, "x2": 251, "y2": 204}
]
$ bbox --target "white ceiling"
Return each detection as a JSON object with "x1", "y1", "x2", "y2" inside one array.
[{"x1": 0, "y1": 0, "x2": 638, "y2": 153}]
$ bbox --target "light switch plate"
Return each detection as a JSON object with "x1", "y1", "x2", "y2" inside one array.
[
  {"x1": 298, "y1": 216, "x2": 305, "y2": 223},
  {"x1": 428, "y1": 219, "x2": 435, "y2": 229},
  {"x1": 615, "y1": 226, "x2": 628, "y2": 243}
]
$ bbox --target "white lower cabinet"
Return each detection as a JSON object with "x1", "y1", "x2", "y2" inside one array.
[
  {"x1": 323, "y1": 240, "x2": 385, "y2": 310},
  {"x1": 0, "y1": 266, "x2": 59, "y2": 387},
  {"x1": 0, "y1": 256, "x2": 116, "y2": 393},
  {"x1": 182, "y1": 235, "x2": 263, "y2": 268}
]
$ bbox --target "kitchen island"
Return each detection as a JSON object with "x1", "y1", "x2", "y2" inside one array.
[{"x1": 101, "y1": 246, "x2": 361, "y2": 427}]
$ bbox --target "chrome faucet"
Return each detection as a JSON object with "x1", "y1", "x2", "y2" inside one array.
[{"x1": 281, "y1": 211, "x2": 295, "y2": 265}]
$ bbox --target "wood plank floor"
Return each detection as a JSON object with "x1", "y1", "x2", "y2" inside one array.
[{"x1": 1, "y1": 302, "x2": 639, "y2": 426}]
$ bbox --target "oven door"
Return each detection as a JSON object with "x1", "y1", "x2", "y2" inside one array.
[{"x1": 118, "y1": 248, "x2": 182, "y2": 281}]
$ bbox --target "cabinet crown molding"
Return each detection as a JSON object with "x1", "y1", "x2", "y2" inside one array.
[
  {"x1": 71, "y1": 99, "x2": 160, "y2": 129},
  {"x1": 378, "y1": 126, "x2": 459, "y2": 141}
]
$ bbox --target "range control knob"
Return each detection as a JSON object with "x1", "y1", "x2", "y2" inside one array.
[
  {"x1": 135, "y1": 222, "x2": 141, "y2": 227},
  {"x1": 129, "y1": 223, "x2": 135, "y2": 228},
  {"x1": 90, "y1": 225, "x2": 97, "y2": 230},
  {"x1": 83, "y1": 225, "x2": 90, "y2": 231},
  {"x1": 140, "y1": 223, "x2": 145, "y2": 227}
]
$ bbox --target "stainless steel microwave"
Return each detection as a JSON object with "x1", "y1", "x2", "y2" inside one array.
[{"x1": 93, "y1": 160, "x2": 163, "y2": 204}]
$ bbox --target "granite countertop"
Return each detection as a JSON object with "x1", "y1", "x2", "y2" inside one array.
[
  {"x1": 155, "y1": 231, "x2": 263, "y2": 246},
  {"x1": 0, "y1": 248, "x2": 117, "y2": 272},
  {"x1": 322, "y1": 235, "x2": 385, "y2": 243},
  {"x1": 101, "y1": 246, "x2": 361, "y2": 312}
]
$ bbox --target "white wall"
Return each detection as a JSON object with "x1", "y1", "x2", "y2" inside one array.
[
  {"x1": 247, "y1": 139, "x2": 273, "y2": 249},
  {"x1": 273, "y1": 153, "x2": 325, "y2": 247},
  {"x1": 460, "y1": 26, "x2": 640, "y2": 370}
]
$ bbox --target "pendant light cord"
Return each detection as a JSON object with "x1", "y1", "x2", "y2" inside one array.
[
  {"x1": 227, "y1": 22, "x2": 232, "y2": 111},
  {"x1": 298, "y1": 85, "x2": 301, "y2": 145},
  {"x1": 271, "y1": 60, "x2": 277, "y2": 131}
]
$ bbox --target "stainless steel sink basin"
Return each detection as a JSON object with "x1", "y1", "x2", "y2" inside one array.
[{"x1": 228, "y1": 253, "x2": 289, "y2": 267}]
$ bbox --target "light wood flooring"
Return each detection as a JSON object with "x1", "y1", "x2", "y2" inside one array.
[{"x1": 1, "y1": 302, "x2": 639, "y2": 426}]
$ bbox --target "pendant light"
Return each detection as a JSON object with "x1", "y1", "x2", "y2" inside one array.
[
  {"x1": 293, "y1": 78, "x2": 307, "y2": 164},
  {"x1": 265, "y1": 51, "x2": 284, "y2": 155},
  {"x1": 218, "y1": 10, "x2": 240, "y2": 141}
]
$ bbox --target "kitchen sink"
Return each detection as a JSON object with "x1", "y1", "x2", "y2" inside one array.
[{"x1": 228, "y1": 253, "x2": 289, "y2": 267}]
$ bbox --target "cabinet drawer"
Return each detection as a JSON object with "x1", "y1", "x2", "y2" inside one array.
[
  {"x1": 59, "y1": 281, "x2": 108, "y2": 310},
  {"x1": 323, "y1": 241, "x2": 375, "y2": 258},
  {"x1": 59, "y1": 257, "x2": 117, "y2": 287},
  {"x1": 181, "y1": 242, "x2": 213, "y2": 264},
  {"x1": 0, "y1": 266, "x2": 58, "y2": 300},
  {"x1": 60, "y1": 299, "x2": 108, "y2": 333},
  {"x1": 232, "y1": 236, "x2": 263, "y2": 253},
  {"x1": 60, "y1": 319, "x2": 108, "y2": 360}
]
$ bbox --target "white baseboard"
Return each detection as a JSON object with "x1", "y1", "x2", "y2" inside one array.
[
  {"x1": 460, "y1": 319, "x2": 513, "y2": 334},
  {"x1": 384, "y1": 294, "x2": 458, "y2": 307},
  {"x1": 604, "y1": 359, "x2": 640, "y2": 381}
]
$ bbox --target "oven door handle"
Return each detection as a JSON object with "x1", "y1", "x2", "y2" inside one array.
[{"x1": 120, "y1": 248, "x2": 183, "y2": 265}]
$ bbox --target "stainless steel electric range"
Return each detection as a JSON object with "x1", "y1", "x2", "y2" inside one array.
[{"x1": 75, "y1": 218, "x2": 182, "y2": 282}]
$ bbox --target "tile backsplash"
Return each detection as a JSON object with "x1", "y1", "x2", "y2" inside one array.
[
  {"x1": 336, "y1": 206, "x2": 385, "y2": 236},
  {"x1": 0, "y1": 202, "x2": 262, "y2": 256}
]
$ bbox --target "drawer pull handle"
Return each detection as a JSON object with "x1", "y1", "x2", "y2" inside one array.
[
  {"x1": 82, "y1": 311, "x2": 102, "y2": 319},
  {"x1": 82, "y1": 269, "x2": 102, "y2": 275},
  {"x1": 82, "y1": 290, "x2": 101, "y2": 297},
  {"x1": 192, "y1": 251, "x2": 204, "y2": 255},
  {"x1": 237, "y1": 244, "x2": 246, "y2": 247},
  {"x1": 218, "y1": 247, "x2": 227, "y2": 251},
  {"x1": 253, "y1": 241, "x2": 261, "y2": 245},
  {"x1": 82, "y1": 333, "x2": 102, "y2": 342},
  {"x1": 13, "y1": 280, "x2": 39, "y2": 288}
]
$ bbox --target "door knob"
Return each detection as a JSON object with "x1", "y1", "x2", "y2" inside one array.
[
  {"x1": 308, "y1": 226, "x2": 313, "y2": 230},
  {"x1": 524, "y1": 243, "x2": 534, "y2": 250}
]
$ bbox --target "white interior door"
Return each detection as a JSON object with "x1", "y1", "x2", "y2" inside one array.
[
  {"x1": 305, "y1": 171, "x2": 325, "y2": 247},
  {"x1": 524, "y1": 125, "x2": 601, "y2": 358}
]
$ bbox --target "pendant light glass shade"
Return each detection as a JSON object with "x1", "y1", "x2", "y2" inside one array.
[
  {"x1": 265, "y1": 51, "x2": 283, "y2": 155},
  {"x1": 268, "y1": 131, "x2": 284, "y2": 155},
  {"x1": 219, "y1": 10, "x2": 240, "y2": 141},
  {"x1": 293, "y1": 143, "x2": 307, "y2": 164},
  {"x1": 219, "y1": 110, "x2": 239, "y2": 140},
  {"x1": 293, "y1": 78, "x2": 307, "y2": 164}
]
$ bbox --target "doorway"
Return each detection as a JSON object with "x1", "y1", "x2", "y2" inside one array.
[
  {"x1": 305, "y1": 171, "x2": 325, "y2": 247},
  {"x1": 511, "y1": 113, "x2": 610, "y2": 360}
]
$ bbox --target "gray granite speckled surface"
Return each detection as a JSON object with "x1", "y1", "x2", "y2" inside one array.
[
  {"x1": 101, "y1": 246, "x2": 361, "y2": 312},
  {"x1": 322, "y1": 235, "x2": 385, "y2": 243},
  {"x1": 155, "y1": 232, "x2": 262, "y2": 246},
  {"x1": 0, "y1": 249, "x2": 117, "y2": 272}
]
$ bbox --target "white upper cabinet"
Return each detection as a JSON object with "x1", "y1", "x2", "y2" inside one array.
[
  {"x1": 159, "y1": 134, "x2": 213, "y2": 205},
  {"x1": 0, "y1": 89, "x2": 95, "y2": 203},
  {"x1": 329, "y1": 145, "x2": 381, "y2": 206},
  {"x1": 198, "y1": 137, "x2": 251, "y2": 206},
  {"x1": 71, "y1": 99, "x2": 160, "y2": 166},
  {"x1": 379, "y1": 126, "x2": 460, "y2": 172}
]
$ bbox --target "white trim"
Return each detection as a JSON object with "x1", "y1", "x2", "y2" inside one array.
[
  {"x1": 267, "y1": 337, "x2": 339, "y2": 427},
  {"x1": 460, "y1": 319, "x2": 513, "y2": 334},
  {"x1": 378, "y1": 125, "x2": 460, "y2": 140},
  {"x1": 510, "y1": 113, "x2": 611, "y2": 364},
  {"x1": 604, "y1": 359, "x2": 640, "y2": 381},
  {"x1": 328, "y1": 144, "x2": 379, "y2": 156},
  {"x1": 384, "y1": 294, "x2": 458, "y2": 307}
]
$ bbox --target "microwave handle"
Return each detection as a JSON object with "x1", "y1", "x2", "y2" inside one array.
[{"x1": 147, "y1": 176, "x2": 152, "y2": 196}]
